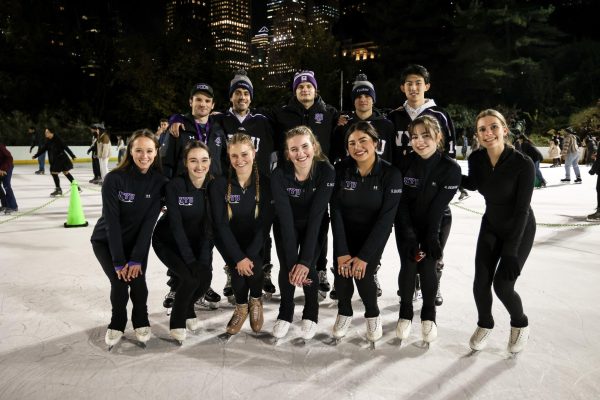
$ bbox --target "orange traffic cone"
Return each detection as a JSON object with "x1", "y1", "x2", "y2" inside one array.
[{"x1": 64, "y1": 180, "x2": 88, "y2": 228}]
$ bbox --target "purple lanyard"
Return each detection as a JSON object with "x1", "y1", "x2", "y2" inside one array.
[{"x1": 195, "y1": 121, "x2": 210, "y2": 143}]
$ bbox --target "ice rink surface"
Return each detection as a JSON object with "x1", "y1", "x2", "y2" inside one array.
[{"x1": 1, "y1": 161, "x2": 599, "y2": 400}]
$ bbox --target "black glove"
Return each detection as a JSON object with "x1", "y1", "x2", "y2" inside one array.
[
  {"x1": 499, "y1": 256, "x2": 521, "y2": 281},
  {"x1": 426, "y1": 238, "x2": 442, "y2": 261}
]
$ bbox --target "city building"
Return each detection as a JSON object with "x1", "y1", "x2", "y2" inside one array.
[
  {"x1": 165, "y1": 0, "x2": 210, "y2": 45},
  {"x1": 251, "y1": 26, "x2": 271, "y2": 70},
  {"x1": 267, "y1": 0, "x2": 307, "y2": 87},
  {"x1": 308, "y1": 0, "x2": 339, "y2": 29},
  {"x1": 210, "y1": 0, "x2": 251, "y2": 70}
]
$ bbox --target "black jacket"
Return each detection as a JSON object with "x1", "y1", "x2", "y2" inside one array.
[
  {"x1": 330, "y1": 156, "x2": 402, "y2": 263},
  {"x1": 209, "y1": 171, "x2": 274, "y2": 266},
  {"x1": 91, "y1": 167, "x2": 167, "y2": 267},
  {"x1": 520, "y1": 141, "x2": 543, "y2": 162},
  {"x1": 267, "y1": 95, "x2": 339, "y2": 159},
  {"x1": 162, "y1": 114, "x2": 227, "y2": 178},
  {"x1": 153, "y1": 175, "x2": 212, "y2": 266},
  {"x1": 271, "y1": 160, "x2": 335, "y2": 270},
  {"x1": 33, "y1": 134, "x2": 76, "y2": 172},
  {"x1": 462, "y1": 147, "x2": 535, "y2": 257},
  {"x1": 214, "y1": 110, "x2": 275, "y2": 175},
  {"x1": 396, "y1": 152, "x2": 461, "y2": 245}
]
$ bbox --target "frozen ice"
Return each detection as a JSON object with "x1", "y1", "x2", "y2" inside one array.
[{"x1": 0, "y1": 161, "x2": 599, "y2": 399}]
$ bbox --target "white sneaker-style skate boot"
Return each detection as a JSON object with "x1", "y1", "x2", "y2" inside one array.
[
  {"x1": 396, "y1": 318, "x2": 412, "y2": 340},
  {"x1": 300, "y1": 319, "x2": 317, "y2": 340},
  {"x1": 469, "y1": 326, "x2": 493, "y2": 351},
  {"x1": 272, "y1": 319, "x2": 291, "y2": 339},
  {"x1": 332, "y1": 314, "x2": 353, "y2": 339},
  {"x1": 421, "y1": 320, "x2": 438, "y2": 343},
  {"x1": 508, "y1": 326, "x2": 530, "y2": 353},
  {"x1": 186, "y1": 317, "x2": 201, "y2": 332},
  {"x1": 105, "y1": 329, "x2": 123, "y2": 348},
  {"x1": 134, "y1": 326, "x2": 151, "y2": 344},
  {"x1": 366, "y1": 316, "x2": 382, "y2": 343},
  {"x1": 170, "y1": 328, "x2": 186, "y2": 344}
]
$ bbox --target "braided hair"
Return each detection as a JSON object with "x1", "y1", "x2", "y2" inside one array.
[{"x1": 226, "y1": 132, "x2": 260, "y2": 220}]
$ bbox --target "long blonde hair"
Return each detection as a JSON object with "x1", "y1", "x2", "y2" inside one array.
[{"x1": 226, "y1": 132, "x2": 259, "y2": 220}]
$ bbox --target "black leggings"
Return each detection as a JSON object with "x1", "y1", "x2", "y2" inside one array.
[
  {"x1": 333, "y1": 261, "x2": 379, "y2": 318},
  {"x1": 596, "y1": 172, "x2": 600, "y2": 211},
  {"x1": 316, "y1": 214, "x2": 329, "y2": 272},
  {"x1": 473, "y1": 216, "x2": 535, "y2": 329},
  {"x1": 92, "y1": 157, "x2": 101, "y2": 179},
  {"x1": 92, "y1": 241, "x2": 150, "y2": 332},
  {"x1": 273, "y1": 222, "x2": 323, "y2": 323},
  {"x1": 51, "y1": 172, "x2": 74, "y2": 188},
  {"x1": 230, "y1": 256, "x2": 264, "y2": 304},
  {"x1": 398, "y1": 252, "x2": 438, "y2": 322},
  {"x1": 152, "y1": 237, "x2": 212, "y2": 329}
]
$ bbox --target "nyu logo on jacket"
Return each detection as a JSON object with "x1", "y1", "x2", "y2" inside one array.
[
  {"x1": 118, "y1": 191, "x2": 135, "y2": 203},
  {"x1": 403, "y1": 177, "x2": 420, "y2": 188},
  {"x1": 178, "y1": 196, "x2": 194, "y2": 206},
  {"x1": 227, "y1": 194, "x2": 241, "y2": 204},
  {"x1": 343, "y1": 180, "x2": 358, "y2": 191},
  {"x1": 286, "y1": 187, "x2": 302, "y2": 198}
]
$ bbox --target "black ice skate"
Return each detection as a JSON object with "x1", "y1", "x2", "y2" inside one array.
[
  {"x1": 195, "y1": 287, "x2": 220, "y2": 310},
  {"x1": 318, "y1": 270, "x2": 330, "y2": 301},
  {"x1": 223, "y1": 265, "x2": 235, "y2": 305},
  {"x1": 263, "y1": 264, "x2": 276, "y2": 300},
  {"x1": 163, "y1": 290, "x2": 175, "y2": 316}
]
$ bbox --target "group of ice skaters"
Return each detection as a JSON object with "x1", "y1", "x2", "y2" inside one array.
[{"x1": 92, "y1": 64, "x2": 537, "y2": 357}]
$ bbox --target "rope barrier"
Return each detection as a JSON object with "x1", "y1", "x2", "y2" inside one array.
[
  {"x1": 0, "y1": 190, "x2": 70, "y2": 225},
  {"x1": 0, "y1": 184, "x2": 100, "y2": 225},
  {"x1": 450, "y1": 201, "x2": 600, "y2": 228}
]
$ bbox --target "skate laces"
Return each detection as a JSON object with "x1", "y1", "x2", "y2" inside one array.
[
  {"x1": 474, "y1": 327, "x2": 491, "y2": 342},
  {"x1": 367, "y1": 317, "x2": 381, "y2": 332},
  {"x1": 335, "y1": 315, "x2": 352, "y2": 330},
  {"x1": 250, "y1": 300, "x2": 261, "y2": 319},
  {"x1": 230, "y1": 310, "x2": 243, "y2": 326},
  {"x1": 510, "y1": 327, "x2": 524, "y2": 344}
]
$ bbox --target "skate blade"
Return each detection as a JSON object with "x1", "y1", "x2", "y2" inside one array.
[
  {"x1": 369, "y1": 341, "x2": 376, "y2": 350},
  {"x1": 165, "y1": 308, "x2": 172, "y2": 316},
  {"x1": 226, "y1": 296, "x2": 236, "y2": 305},
  {"x1": 318, "y1": 291, "x2": 327, "y2": 302},
  {"x1": 262, "y1": 293, "x2": 273, "y2": 301},
  {"x1": 107, "y1": 345, "x2": 114, "y2": 352},
  {"x1": 217, "y1": 333, "x2": 234, "y2": 343}
]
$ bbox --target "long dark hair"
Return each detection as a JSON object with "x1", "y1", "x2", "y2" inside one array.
[{"x1": 115, "y1": 129, "x2": 162, "y2": 172}]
